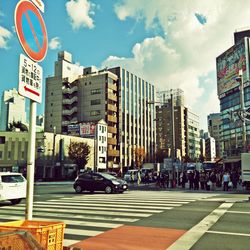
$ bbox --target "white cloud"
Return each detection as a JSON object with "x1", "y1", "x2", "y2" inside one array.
[
  {"x1": 66, "y1": 0, "x2": 95, "y2": 30},
  {"x1": 49, "y1": 37, "x2": 61, "y2": 50},
  {"x1": 106, "y1": 0, "x2": 250, "y2": 129},
  {"x1": 0, "y1": 26, "x2": 12, "y2": 49}
]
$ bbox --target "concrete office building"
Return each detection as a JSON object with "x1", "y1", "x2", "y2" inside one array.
[
  {"x1": 0, "y1": 88, "x2": 26, "y2": 131},
  {"x1": 45, "y1": 52, "x2": 155, "y2": 171},
  {"x1": 207, "y1": 113, "x2": 222, "y2": 158},
  {"x1": 109, "y1": 67, "x2": 156, "y2": 169},
  {"x1": 186, "y1": 110, "x2": 201, "y2": 159},
  {"x1": 0, "y1": 131, "x2": 94, "y2": 179},
  {"x1": 156, "y1": 103, "x2": 187, "y2": 160},
  {"x1": 216, "y1": 30, "x2": 250, "y2": 162}
]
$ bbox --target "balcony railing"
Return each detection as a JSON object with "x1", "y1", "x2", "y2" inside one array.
[
  {"x1": 107, "y1": 115, "x2": 117, "y2": 123},
  {"x1": 107, "y1": 93, "x2": 117, "y2": 102},
  {"x1": 108, "y1": 83, "x2": 117, "y2": 91},
  {"x1": 107, "y1": 104, "x2": 117, "y2": 112},
  {"x1": 108, "y1": 149, "x2": 120, "y2": 157},
  {"x1": 108, "y1": 126, "x2": 117, "y2": 134},
  {"x1": 62, "y1": 107, "x2": 78, "y2": 116},
  {"x1": 62, "y1": 96, "x2": 78, "y2": 105},
  {"x1": 108, "y1": 137, "x2": 117, "y2": 145},
  {"x1": 62, "y1": 86, "x2": 78, "y2": 94}
]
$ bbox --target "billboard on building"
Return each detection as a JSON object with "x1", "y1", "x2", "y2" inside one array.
[
  {"x1": 79, "y1": 122, "x2": 96, "y2": 137},
  {"x1": 67, "y1": 124, "x2": 80, "y2": 136},
  {"x1": 216, "y1": 39, "x2": 247, "y2": 97}
]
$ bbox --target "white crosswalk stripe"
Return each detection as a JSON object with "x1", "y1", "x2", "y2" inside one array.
[{"x1": 0, "y1": 191, "x2": 216, "y2": 247}]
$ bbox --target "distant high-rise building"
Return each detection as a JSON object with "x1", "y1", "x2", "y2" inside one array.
[
  {"x1": 0, "y1": 88, "x2": 26, "y2": 131},
  {"x1": 207, "y1": 113, "x2": 222, "y2": 158},
  {"x1": 155, "y1": 88, "x2": 200, "y2": 161},
  {"x1": 205, "y1": 137, "x2": 216, "y2": 161}
]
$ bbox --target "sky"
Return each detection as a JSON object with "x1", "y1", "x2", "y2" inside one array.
[{"x1": 1, "y1": 0, "x2": 250, "y2": 130}]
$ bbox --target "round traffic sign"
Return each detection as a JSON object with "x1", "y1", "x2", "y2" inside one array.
[{"x1": 14, "y1": 0, "x2": 48, "y2": 62}]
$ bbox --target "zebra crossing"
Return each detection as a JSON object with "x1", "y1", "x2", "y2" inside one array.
[{"x1": 0, "y1": 191, "x2": 217, "y2": 247}]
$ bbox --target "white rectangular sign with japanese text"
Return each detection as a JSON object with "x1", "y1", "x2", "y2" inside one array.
[{"x1": 19, "y1": 53, "x2": 42, "y2": 103}]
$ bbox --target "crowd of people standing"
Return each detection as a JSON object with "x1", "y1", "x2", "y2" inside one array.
[{"x1": 129, "y1": 168, "x2": 241, "y2": 191}]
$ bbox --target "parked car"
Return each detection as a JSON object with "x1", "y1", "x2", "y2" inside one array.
[
  {"x1": 74, "y1": 172, "x2": 128, "y2": 194},
  {"x1": 0, "y1": 172, "x2": 27, "y2": 205}
]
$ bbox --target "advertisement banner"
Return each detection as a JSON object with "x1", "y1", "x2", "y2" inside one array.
[
  {"x1": 216, "y1": 39, "x2": 247, "y2": 96},
  {"x1": 79, "y1": 123, "x2": 96, "y2": 137},
  {"x1": 67, "y1": 124, "x2": 80, "y2": 136}
]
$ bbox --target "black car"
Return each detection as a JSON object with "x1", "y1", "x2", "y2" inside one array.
[{"x1": 73, "y1": 172, "x2": 128, "y2": 194}]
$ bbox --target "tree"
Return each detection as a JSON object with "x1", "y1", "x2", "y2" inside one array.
[
  {"x1": 68, "y1": 141, "x2": 90, "y2": 173},
  {"x1": 156, "y1": 149, "x2": 168, "y2": 163},
  {"x1": 133, "y1": 147, "x2": 145, "y2": 169},
  {"x1": 8, "y1": 121, "x2": 28, "y2": 132}
]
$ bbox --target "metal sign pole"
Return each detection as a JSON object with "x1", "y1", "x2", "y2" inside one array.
[{"x1": 25, "y1": 100, "x2": 37, "y2": 220}]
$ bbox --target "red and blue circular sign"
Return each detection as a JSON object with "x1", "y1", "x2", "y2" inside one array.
[{"x1": 15, "y1": 0, "x2": 48, "y2": 62}]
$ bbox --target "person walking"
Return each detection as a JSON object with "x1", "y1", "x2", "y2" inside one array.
[
  {"x1": 188, "y1": 171, "x2": 194, "y2": 190},
  {"x1": 194, "y1": 170, "x2": 200, "y2": 190},
  {"x1": 137, "y1": 170, "x2": 141, "y2": 185},
  {"x1": 210, "y1": 171, "x2": 217, "y2": 191},
  {"x1": 223, "y1": 171, "x2": 230, "y2": 191}
]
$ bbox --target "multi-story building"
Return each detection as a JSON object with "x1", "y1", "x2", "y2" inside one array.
[
  {"x1": 0, "y1": 88, "x2": 26, "y2": 131},
  {"x1": 205, "y1": 137, "x2": 216, "y2": 161},
  {"x1": 157, "y1": 89, "x2": 184, "y2": 106},
  {"x1": 156, "y1": 103, "x2": 187, "y2": 160},
  {"x1": 207, "y1": 113, "x2": 222, "y2": 159},
  {"x1": 216, "y1": 30, "x2": 250, "y2": 162},
  {"x1": 109, "y1": 67, "x2": 156, "y2": 169},
  {"x1": 186, "y1": 110, "x2": 201, "y2": 159},
  {"x1": 45, "y1": 51, "x2": 156, "y2": 171},
  {"x1": 0, "y1": 131, "x2": 94, "y2": 179}
]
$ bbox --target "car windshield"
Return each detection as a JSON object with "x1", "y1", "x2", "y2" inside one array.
[
  {"x1": 1, "y1": 175, "x2": 25, "y2": 183},
  {"x1": 99, "y1": 173, "x2": 116, "y2": 180}
]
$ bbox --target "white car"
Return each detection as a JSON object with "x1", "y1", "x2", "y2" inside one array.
[{"x1": 0, "y1": 172, "x2": 27, "y2": 205}]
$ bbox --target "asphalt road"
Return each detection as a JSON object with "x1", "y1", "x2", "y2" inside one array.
[{"x1": 0, "y1": 183, "x2": 249, "y2": 249}]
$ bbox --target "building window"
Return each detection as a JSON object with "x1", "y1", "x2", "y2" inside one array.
[
  {"x1": 91, "y1": 89, "x2": 101, "y2": 95},
  {"x1": 21, "y1": 152, "x2": 24, "y2": 159},
  {"x1": 50, "y1": 114, "x2": 53, "y2": 117},
  {"x1": 0, "y1": 136, "x2": 5, "y2": 144},
  {"x1": 91, "y1": 99, "x2": 101, "y2": 105},
  {"x1": 90, "y1": 110, "x2": 101, "y2": 116},
  {"x1": 51, "y1": 103, "x2": 53, "y2": 106},
  {"x1": 0, "y1": 151, "x2": 2, "y2": 159},
  {"x1": 8, "y1": 151, "x2": 11, "y2": 159}
]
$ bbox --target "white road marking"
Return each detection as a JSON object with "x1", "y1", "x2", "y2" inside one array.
[
  {"x1": 45, "y1": 200, "x2": 180, "y2": 209},
  {"x1": 18, "y1": 203, "x2": 164, "y2": 213},
  {"x1": 227, "y1": 211, "x2": 250, "y2": 214},
  {"x1": 207, "y1": 230, "x2": 250, "y2": 237},
  {"x1": 0, "y1": 208, "x2": 138, "y2": 222},
  {"x1": 168, "y1": 202, "x2": 234, "y2": 250},
  {"x1": 65, "y1": 228, "x2": 103, "y2": 237},
  {"x1": 63, "y1": 239, "x2": 79, "y2": 247},
  {"x1": 1, "y1": 205, "x2": 152, "y2": 217}
]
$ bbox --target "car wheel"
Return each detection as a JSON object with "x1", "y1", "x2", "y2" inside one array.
[
  {"x1": 105, "y1": 185, "x2": 113, "y2": 194},
  {"x1": 75, "y1": 185, "x2": 83, "y2": 194},
  {"x1": 10, "y1": 199, "x2": 22, "y2": 205}
]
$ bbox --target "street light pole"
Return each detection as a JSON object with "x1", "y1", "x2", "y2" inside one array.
[
  {"x1": 171, "y1": 91, "x2": 176, "y2": 187},
  {"x1": 237, "y1": 69, "x2": 247, "y2": 152}
]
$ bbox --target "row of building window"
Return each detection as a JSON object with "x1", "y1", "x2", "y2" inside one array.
[{"x1": 0, "y1": 151, "x2": 25, "y2": 160}]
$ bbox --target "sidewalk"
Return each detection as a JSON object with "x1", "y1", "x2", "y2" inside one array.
[{"x1": 34, "y1": 181, "x2": 74, "y2": 186}]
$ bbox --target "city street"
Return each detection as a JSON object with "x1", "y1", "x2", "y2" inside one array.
[{"x1": 0, "y1": 184, "x2": 249, "y2": 249}]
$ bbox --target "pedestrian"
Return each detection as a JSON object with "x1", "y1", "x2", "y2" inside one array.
[
  {"x1": 222, "y1": 171, "x2": 230, "y2": 191},
  {"x1": 131, "y1": 171, "x2": 135, "y2": 184},
  {"x1": 137, "y1": 170, "x2": 141, "y2": 185},
  {"x1": 144, "y1": 172, "x2": 150, "y2": 185},
  {"x1": 194, "y1": 170, "x2": 200, "y2": 190},
  {"x1": 180, "y1": 171, "x2": 186, "y2": 189},
  {"x1": 200, "y1": 171, "x2": 206, "y2": 190},
  {"x1": 188, "y1": 171, "x2": 194, "y2": 190},
  {"x1": 210, "y1": 171, "x2": 216, "y2": 191}
]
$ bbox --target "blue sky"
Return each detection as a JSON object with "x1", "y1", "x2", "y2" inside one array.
[{"x1": 1, "y1": 0, "x2": 250, "y2": 129}]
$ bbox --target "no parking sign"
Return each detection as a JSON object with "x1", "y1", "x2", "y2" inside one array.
[{"x1": 14, "y1": 0, "x2": 48, "y2": 62}]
